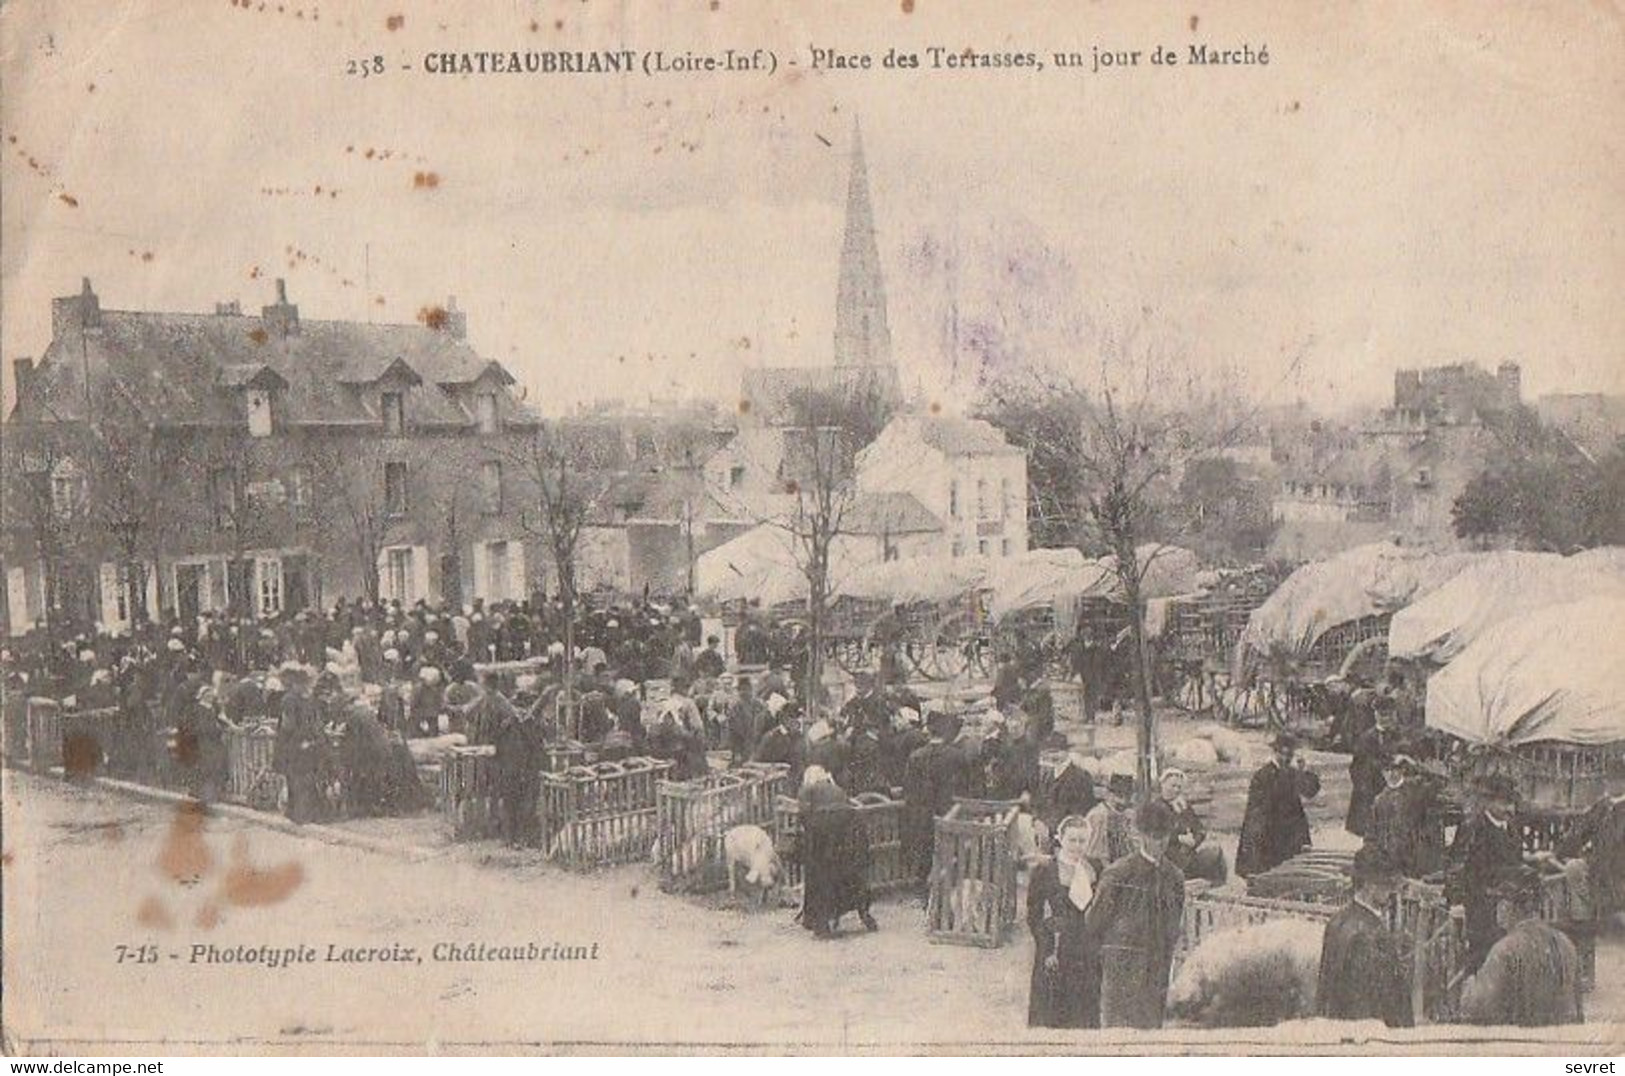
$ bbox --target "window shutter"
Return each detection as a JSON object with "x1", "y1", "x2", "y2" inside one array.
[
  {"x1": 471, "y1": 541, "x2": 489, "y2": 601},
  {"x1": 411, "y1": 545, "x2": 430, "y2": 603},
  {"x1": 7, "y1": 566, "x2": 33, "y2": 633},
  {"x1": 376, "y1": 547, "x2": 392, "y2": 601},
  {"x1": 99, "y1": 563, "x2": 123, "y2": 633},
  {"x1": 206, "y1": 560, "x2": 227, "y2": 612},
  {"x1": 507, "y1": 541, "x2": 526, "y2": 603}
]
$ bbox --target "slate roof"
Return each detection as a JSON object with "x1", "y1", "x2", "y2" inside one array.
[
  {"x1": 843, "y1": 491, "x2": 942, "y2": 535},
  {"x1": 12, "y1": 286, "x2": 539, "y2": 431},
  {"x1": 911, "y1": 416, "x2": 1021, "y2": 457},
  {"x1": 740, "y1": 364, "x2": 900, "y2": 427}
]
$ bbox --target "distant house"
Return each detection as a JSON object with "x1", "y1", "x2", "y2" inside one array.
[
  {"x1": 4, "y1": 279, "x2": 542, "y2": 635},
  {"x1": 855, "y1": 414, "x2": 1028, "y2": 560},
  {"x1": 1267, "y1": 361, "x2": 1543, "y2": 560}
]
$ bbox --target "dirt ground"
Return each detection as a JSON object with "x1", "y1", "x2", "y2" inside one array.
[{"x1": 3, "y1": 703, "x2": 1621, "y2": 1053}]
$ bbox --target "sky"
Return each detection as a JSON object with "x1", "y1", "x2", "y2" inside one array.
[{"x1": 2, "y1": 0, "x2": 1622, "y2": 417}]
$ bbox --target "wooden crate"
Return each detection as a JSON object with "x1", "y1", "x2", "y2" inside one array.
[
  {"x1": 1457, "y1": 742, "x2": 1625, "y2": 814},
  {"x1": 25, "y1": 697, "x2": 62, "y2": 772},
  {"x1": 545, "y1": 740, "x2": 591, "y2": 773},
  {"x1": 655, "y1": 763, "x2": 788, "y2": 893},
  {"x1": 1174, "y1": 884, "x2": 1336, "y2": 970},
  {"x1": 1389, "y1": 879, "x2": 1467, "y2": 1023},
  {"x1": 926, "y1": 798, "x2": 1021, "y2": 948},
  {"x1": 224, "y1": 723, "x2": 284, "y2": 809},
  {"x1": 773, "y1": 791, "x2": 909, "y2": 896},
  {"x1": 1245, "y1": 849, "x2": 1356, "y2": 904},
  {"x1": 539, "y1": 757, "x2": 674, "y2": 870},
  {"x1": 439, "y1": 745, "x2": 501, "y2": 841}
]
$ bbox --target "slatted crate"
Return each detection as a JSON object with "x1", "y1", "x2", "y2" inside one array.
[
  {"x1": 545, "y1": 739, "x2": 591, "y2": 773},
  {"x1": 439, "y1": 745, "x2": 501, "y2": 841},
  {"x1": 1455, "y1": 741, "x2": 1625, "y2": 814},
  {"x1": 773, "y1": 792, "x2": 909, "y2": 896},
  {"x1": 1174, "y1": 883, "x2": 1336, "y2": 970},
  {"x1": 24, "y1": 697, "x2": 62, "y2": 772},
  {"x1": 1389, "y1": 879, "x2": 1467, "y2": 1023},
  {"x1": 926, "y1": 798, "x2": 1021, "y2": 948},
  {"x1": 539, "y1": 757, "x2": 674, "y2": 870},
  {"x1": 223, "y1": 722, "x2": 284, "y2": 809},
  {"x1": 655, "y1": 763, "x2": 789, "y2": 893}
]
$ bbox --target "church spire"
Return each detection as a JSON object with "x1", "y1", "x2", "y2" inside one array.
[{"x1": 834, "y1": 118, "x2": 892, "y2": 368}]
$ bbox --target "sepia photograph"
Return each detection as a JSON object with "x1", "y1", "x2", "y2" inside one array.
[{"x1": 1, "y1": 0, "x2": 1622, "y2": 1058}]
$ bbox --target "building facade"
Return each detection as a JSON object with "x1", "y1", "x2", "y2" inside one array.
[
  {"x1": 855, "y1": 414, "x2": 1028, "y2": 560},
  {"x1": 3, "y1": 280, "x2": 545, "y2": 636}
]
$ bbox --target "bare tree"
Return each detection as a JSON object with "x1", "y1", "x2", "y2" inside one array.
[
  {"x1": 2, "y1": 422, "x2": 79, "y2": 645},
  {"x1": 981, "y1": 319, "x2": 1295, "y2": 794},
  {"x1": 512, "y1": 424, "x2": 622, "y2": 721},
  {"x1": 80, "y1": 392, "x2": 176, "y2": 628},
  {"x1": 304, "y1": 440, "x2": 397, "y2": 607}
]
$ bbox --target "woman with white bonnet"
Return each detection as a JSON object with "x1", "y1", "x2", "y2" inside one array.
[
  {"x1": 797, "y1": 765, "x2": 878, "y2": 938},
  {"x1": 1027, "y1": 813, "x2": 1104, "y2": 1028}
]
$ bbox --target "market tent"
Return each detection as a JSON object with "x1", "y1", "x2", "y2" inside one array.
[
  {"x1": 1098, "y1": 544, "x2": 1203, "y2": 601},
  {"x1": 984, "y1": 548, "x2": 1109, "y2": 620},
  {"x1": 1389, "y1": 550, "x2": 1625, "y2": 664},
  {"x1": 835, "y1": 553, "x2": 993, "y2": 605},
  {"x1": 694, "y1": 523, "x2": 877, "y2": 608},
  {"x1": 1426, "y1": 595, "x2": 1625, "y2": 748},
  {"x1": 1240, "y1": 542, "x2": 1478, "y2": 659}
]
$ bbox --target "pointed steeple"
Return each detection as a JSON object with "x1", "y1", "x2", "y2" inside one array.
[{"x1": 834, "y1": 118, "x2": 892, "y2": 368}]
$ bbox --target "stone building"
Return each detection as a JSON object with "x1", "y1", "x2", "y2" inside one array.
[{"x1": 3, "y1": 279, "x2": 544, "y2": 635}]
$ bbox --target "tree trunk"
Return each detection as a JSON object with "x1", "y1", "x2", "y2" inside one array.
[{"x1": 1118, "y1": 554, "x2": 1159, "y2": 802}]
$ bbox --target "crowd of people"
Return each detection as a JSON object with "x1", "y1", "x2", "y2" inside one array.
[{"x1": 5, "y1": 591, "x2": 1619, "y2": 1035}]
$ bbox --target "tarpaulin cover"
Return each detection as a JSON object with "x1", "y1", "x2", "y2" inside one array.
[
  {"x1": 1389, "y1": 549, "x2": 1625, "y2": 663},
  {"x1": 1425, "y1": 595, "x2": 1625, "y2": 747},
  {"x1": 834, "y1": 553, "x2": 994, "y2": 605},
  {"x1": 1240, "y1": 542, "x2": 1478, "y2": 658},
  {"x1": 985, "y1": 548, "x2": 1111, "y2": 620},
  {"x1": 1098, "y1": 544, "x2": 1203, "y2": 601},
  {"x1": 694, "y1": 523, "x2": 877, "y2": 607}
]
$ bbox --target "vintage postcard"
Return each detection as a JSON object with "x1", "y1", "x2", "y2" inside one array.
[{"x1": 2, "y1": 0, "x2": 1622, "y2": 1057}]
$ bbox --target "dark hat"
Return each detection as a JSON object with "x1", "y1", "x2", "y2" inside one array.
[
  {"x1": 1107, "y1": 773, "x2": 1135, "y2": 796},
  {"x1": 1133, "y1": 800, "x2": 1177, "y2": 839},
  {"x1": 1352, "y1": 845, "x2": 1401, "y2": 884},
  {"x1": 1269, "y1": 730, "x2": 1299, "y2": 751},
  {"x1": 926, "y1": 709, "x2": 962, "y2": 739}
]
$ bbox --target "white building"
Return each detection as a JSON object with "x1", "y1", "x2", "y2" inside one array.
[{"x1": 856, "y1": 415, "x2": 1028, "y2": 560}]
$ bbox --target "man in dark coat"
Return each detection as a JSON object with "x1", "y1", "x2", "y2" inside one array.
[
  {"x1": 751, "y1": 699, "x2": 804, "y2": 782},
  {"x1": 1316, "y1": 847, "x2": 1413, "y2": 1027},
  {"x1": 1043, "y1": 755, "x2": 1100, "y2": 838},
  {"x1": 1450, "y1": 774, "x2": 1529, "y2": 973},
  {"x1": 1084, "y1": 800, "x2": 1186, "y2": 1029},
  {"x1": 490, "y1": 689, "x2": 546, "y2": 847},
  {"x1": 1365, "y1": 754, "x2": 1445, "y2": 879},
  {"x1": 880, "y1": 708, "x2": 928, "y2": 790},
  {"x1": 842, "y1": 721, "x2": 890, "y2": 795},
  {"x1": 1556, "y1": 790, "x2": 1625, "y2": 919},
  {"x1": 1346, "y1": 702, "x2": 1398, "y2": 837},
  {"x1": 1236, "y1": 732, "x2": 1321, "y2": 878},
  {"x1": 273, "y1": 665, "x2": 328, "y2": 824},
  {"x1": 839, "y1": 672, "x2": 891, "y2": 732},
  {"x1": 902, "y1": 710, "x2": 970, "y2": 887},
  {"x1": 726, "y1": 676, "x2": 766, "y2": 765}
]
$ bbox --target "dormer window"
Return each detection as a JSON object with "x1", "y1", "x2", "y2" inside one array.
[
  {"x1": 246, "y1": 389, "x2": 273, "y2": 437},
  {"x1": 476, "y1": 392, "x2": 499, "y2": 434},
  {"x1": 381, "y1": 392, "x2": 404, "y2": 435}
]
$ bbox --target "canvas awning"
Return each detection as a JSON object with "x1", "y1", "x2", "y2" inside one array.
[{"x1": 1425, "y1": 595, "x2": 1625, "y2": 747}]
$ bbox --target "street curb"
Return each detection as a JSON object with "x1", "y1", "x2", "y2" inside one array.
[{"x1": 69, "y1": 770, "x2": 449, "y2": 863}]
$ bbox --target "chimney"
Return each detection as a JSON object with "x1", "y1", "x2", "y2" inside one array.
[
  {"x1": 1496, "y1": 361, "x2": 1521, "y2": 409},
  {"x1": 50, "y1": 277, "x2": 101, "y2": 340},
  {"x1": 12, "y1": 357, "x2": 34, "y2": 401},
  {"x1": 443, "y1": 295, "x2": 467, "y2": 339},
  {"x1": 261, "y1": 278, "x2": 300, "y2": 336},
  {"x1": 1393, "y1": 369, "x2": 1421, "y2": 410}
]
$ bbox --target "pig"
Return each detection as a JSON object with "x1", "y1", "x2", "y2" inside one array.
[{"x1": 722, "y1": 824, "x2": 783, "y2": 907}]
